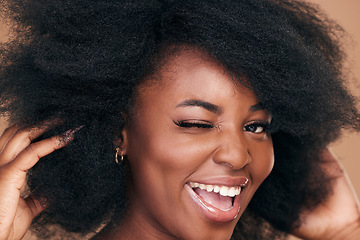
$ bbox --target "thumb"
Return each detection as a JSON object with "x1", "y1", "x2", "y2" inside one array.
[{"x1": 25, "y1": 194, "x2": 47, "y2": 219}]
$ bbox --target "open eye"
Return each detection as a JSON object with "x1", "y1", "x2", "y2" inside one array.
[
  {"x1": 174, "y1": 120, "x2": 215, "y2": 129},
  {"x1": 243, "y1": 122, "x2": 269, "y2": 133}
]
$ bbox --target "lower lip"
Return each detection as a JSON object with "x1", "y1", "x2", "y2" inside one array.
[{"x1": 185, "y1": 184, "x2": 243, "y2": 223}]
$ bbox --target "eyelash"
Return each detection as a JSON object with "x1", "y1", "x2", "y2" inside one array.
[
  {"x1": 174, "y1": 120, "x2": 274, "y2": 134},
  {"x1": 242, "y1": 121, "x2": 270, "y2": 134},
  {"x1": 174, "y1": 120, "x2": 215, "y2": 129}
]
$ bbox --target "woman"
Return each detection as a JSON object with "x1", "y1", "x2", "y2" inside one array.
[{"x1": 0, "y1": 0, "x2": 359, "y2": 239}]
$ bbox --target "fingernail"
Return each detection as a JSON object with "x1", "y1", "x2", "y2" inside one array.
[{"x1": 64, "y1": 125, "x2": 84, "y2": 137}]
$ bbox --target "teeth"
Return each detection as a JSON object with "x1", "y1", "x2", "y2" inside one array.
[
  {"x1": 236, "y1": 187, "x2": 241, "y2": 195},
  {"x1": 213, "y1": 185, "x2": 220, "y2": 193},
  {"x1": 228, "y1": 187, "x2": 236, "y2": 197},
  {"x1": 189, "y1": 182, "x2": 242, "y2": 197},
  {"x1": 220, "y1": 186, "x2": 229, "y2": 196},
  {"x1": 199, "y1": 184, "x2": 206, "y2": 190}
]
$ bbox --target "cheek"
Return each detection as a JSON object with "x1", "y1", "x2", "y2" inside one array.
[
  {"x1": 248, "y1": 139, "x2": 274, "y2": 186},
  {"x1": 126, "y1": 123, "x2": 213, "y2": 191},
  {"x1": 129, "y1": 131, "x2": 213, "y2": 181}
]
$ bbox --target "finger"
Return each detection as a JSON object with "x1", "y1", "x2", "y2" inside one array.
[
  {"x1": 0, "y1": 133, "x2": 71, "y2": 230},
  {"x1": 322, "y1": 148, "x2": 360, "y2": 206},
  {"x1": 0, "y1": 125, "x2": 19, "y2": 153},
  {"x1": 0, "y1": 124, "x2": 55, "y2": 167},
  {"x1": 4, "y1": 133, "x2": 73, "y2": 189}
]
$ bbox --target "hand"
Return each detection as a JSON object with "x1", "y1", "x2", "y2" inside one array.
[
  {"x1": 292, "y1": 148, "x2": 360, "y2": 240},
  {"x1": 0, "y1": 124, "x2": 73, "y2": 240}
]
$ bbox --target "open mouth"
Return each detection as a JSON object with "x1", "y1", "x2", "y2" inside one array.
[
  {"x1": 185, "y1": 178, "x2": 248, "y2": 222},
  {"x1": 189, "y1": 182, "x2": 241, "y2": 211}
]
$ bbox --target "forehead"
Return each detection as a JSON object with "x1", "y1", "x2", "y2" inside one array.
[{"x1": 131, "y1": 47, "x2": 258, "y2": 112}]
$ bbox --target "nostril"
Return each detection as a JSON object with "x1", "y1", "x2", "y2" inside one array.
[
  {"x1": 221, "y1": 162, "x2": 233, "y2": 168},
  {"x1": 213, "y1": 145, "x2": 252, "y2": 170}
]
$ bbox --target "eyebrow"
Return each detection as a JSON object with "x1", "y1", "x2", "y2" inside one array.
[
  {"x1": 176, "y1": 99, "x2": 265, "y2": 114},
  {"x1": 249, "y1": 103, "x2": 264, "y2": 112},
  {"x1": 176, "y1": 99, "x2": 223, "y2": 114}
]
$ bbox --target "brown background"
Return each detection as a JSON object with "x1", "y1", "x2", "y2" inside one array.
[
  {"x1": 307, "y1": 0, "x2": 360, "y2": 197},
  {"x1": 0, "y1": 1, "x2": 359, "y2": 239}
]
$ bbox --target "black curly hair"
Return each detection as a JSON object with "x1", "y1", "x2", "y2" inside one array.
[{"x1": 0, "y1": 0, "x2": 359, "y2": 239}]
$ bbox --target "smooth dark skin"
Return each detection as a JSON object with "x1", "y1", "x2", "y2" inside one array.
[
  {"x1": 110, "y1": 50, "x2": 274, "y2": 240},
  {"x1": 0, "y1": 49, "x2": 359, "y2": 240}
]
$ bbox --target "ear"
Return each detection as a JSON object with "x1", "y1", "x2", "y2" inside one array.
[
  {"x1": 120, "y1": 127, "x2": 128, "y2": 155},
  {"x1": 114, "y1": 127, "x2": 128, "y2": 156}
]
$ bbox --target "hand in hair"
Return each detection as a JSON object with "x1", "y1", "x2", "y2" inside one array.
[
  {"x1": 0, "y1": 124, "x2": 73, "y2": 240},
  {"x1": 292, "y1": 149, "x2": 360, "y2": 240}
]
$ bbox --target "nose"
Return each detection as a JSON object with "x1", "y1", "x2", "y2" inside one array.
[{"x1": 213, "y1": 129, "x2": 251, "y2": 169}]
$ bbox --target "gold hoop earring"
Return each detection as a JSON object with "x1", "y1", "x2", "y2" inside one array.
[{"x1": 115, "y1": 148, "x2": 124, "y2": 164}]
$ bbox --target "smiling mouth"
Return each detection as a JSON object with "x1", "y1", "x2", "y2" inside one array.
[{"x1": 189, "y1": 182, "x2": 242, "y2": 211}]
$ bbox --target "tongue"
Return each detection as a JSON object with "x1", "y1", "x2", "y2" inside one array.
[{"x1": 194, "y1": 188, "x2": 233, "y2": 210}]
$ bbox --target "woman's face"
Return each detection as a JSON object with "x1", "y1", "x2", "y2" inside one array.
[{"x1": 122, "y1": 50, "x2": 274, "y2": 240}]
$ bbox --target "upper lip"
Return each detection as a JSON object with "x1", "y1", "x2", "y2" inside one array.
[{"x1": 187, "y1": 176, "x2": 249, "y2": 187}]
